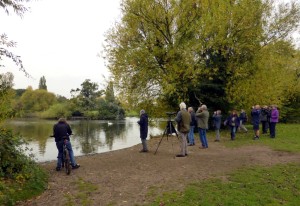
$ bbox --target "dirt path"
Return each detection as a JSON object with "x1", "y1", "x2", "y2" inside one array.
[{"x1": 17, "y1": 136, "x2": 300, "y2": 206}]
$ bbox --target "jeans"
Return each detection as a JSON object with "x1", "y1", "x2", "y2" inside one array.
[
  {"x1": 239, "y1": 120, "x2": 248, "y2": 132},
  {"x1": 230, "y1": 126, "x2": 237, "y2": 140},
  {"x1": 56, "y1": 140, "x2": 77, "y2": 168},
  {"x1": 198, "y1": 128, "x2": 208, "y2": 148},
  {"x1": 188, "y1": 126, "x2": 195, "y2": 145}
]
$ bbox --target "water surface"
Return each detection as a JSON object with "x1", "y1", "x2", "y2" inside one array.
[{"x1": 4, "y1": 118, "x2": 166, "y2": 162}]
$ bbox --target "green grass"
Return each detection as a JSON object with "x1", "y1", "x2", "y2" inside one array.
[
  {"x1": 217, "y1": 123, "x2": 300, "y2": 153},
  {"x1": 64, "y1": 178, "x2": 98, "y2": 206},
  {"x1": 147, "y1": 123, "x2": 300, "y2": 206},
  {"x1": 149, "y1": 163, "x2": 300, "y2": 206}
]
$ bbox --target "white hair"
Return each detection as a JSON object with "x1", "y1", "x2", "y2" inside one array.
[
  {"x1": 179, "y1": 102, "x2": 186, "y2": 110},
  {"x1": 140, "y1": 109, "x2": 145, "y2": 115},
  {"x1": 201, "y1": 104, "x2": 207, "y2": 110}
]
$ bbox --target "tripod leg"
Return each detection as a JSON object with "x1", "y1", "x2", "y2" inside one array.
[
  {"x1": 154, "y1": 126, "x2": 168, "y2": 155},
  {"x1": 154, "y1": 134, "x2": 165, "y2": 155}
]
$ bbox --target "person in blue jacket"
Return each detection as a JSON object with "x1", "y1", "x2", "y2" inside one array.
[
  {"x1": 225, "y1": 110, "x2": 240, "y2": 140},
  {"x1": 212, "y1": 110, "x2": 222, "y2": 142},
  {"x1": 251, "y1": 105, "x2": 261, "y2": 140}
]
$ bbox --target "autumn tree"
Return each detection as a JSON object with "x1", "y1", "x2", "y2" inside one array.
[
  {"x1": 104, "y1": 0, "x2": 300, "y2": 115},
  {"x1": 20, "y1": 87, "x2": 57, "y2": 113}
]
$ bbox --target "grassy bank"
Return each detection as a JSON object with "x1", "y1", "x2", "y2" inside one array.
[
  {"x1": 148, "y1": 123, "x2": 300, "y2": 206},
  {"x1": 150, "y1": 163, "x2": 300, "y2": 206},
  {"x1": 221, "y1": 123, "x2": 300, "y2": 152}
]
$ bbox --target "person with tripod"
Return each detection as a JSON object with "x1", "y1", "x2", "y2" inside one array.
[{"x1": 175, "y1": 102, "x2": 191, "y2": 157}]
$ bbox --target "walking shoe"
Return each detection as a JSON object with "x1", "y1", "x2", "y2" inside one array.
[
  {"x1": 139, "y1": 149, "x2": 149, "y2": 153},
  {"x1": 56, "y1": 167, "x2": 61, "y2": 171},
  {"x1": 188, "y1": 143, "x2": 195, "y2": 146},
  {"x1": 72, "y1": 164, "x2": 80, "y2": 169},
  {"x1": 176, "y1": 154, "x2": 185, "y2": 157}
]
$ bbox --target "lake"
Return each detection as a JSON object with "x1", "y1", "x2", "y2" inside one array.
[{"x1": 3, "y1": 118, "x2": 167, "y2": 162}]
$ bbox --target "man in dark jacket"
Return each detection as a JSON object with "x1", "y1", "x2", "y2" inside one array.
[
  {"x1": 53, "y1": 118, "x2": 80, "y2": 171},
  {"x1": 187, "y1": 107, "x2": 197, "y2": 146},
  {"x1": 137, "y1": 109, "x2": 149, "y2": 152},
  {"x1": 175, "y1": 102, "x2": 191, "y2": 157},
  {"x1": 260, "y1": 106, "x2": 269, "y2": 134},
  {"x1": 251, "y1": 105, "x2": 261, "y2": 140}
]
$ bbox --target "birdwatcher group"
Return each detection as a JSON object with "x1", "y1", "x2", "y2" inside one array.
[
  {"x1": 137, "y1": 103, "x2": 279, "y2": 157},
  {"x1": 51, "y1": 104, "x2": 279, "y2": 170}
]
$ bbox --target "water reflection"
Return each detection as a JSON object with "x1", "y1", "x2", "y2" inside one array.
[{"x1": 3, "y1": 118, "x2": 165, "y2": 162}]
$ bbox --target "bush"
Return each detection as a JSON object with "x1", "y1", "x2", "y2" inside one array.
[{"x1": 0, "y1": 127, "x2": 48, "y2": 205}]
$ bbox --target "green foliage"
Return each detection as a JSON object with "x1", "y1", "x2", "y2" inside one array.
[
  {"x1": 0, "y1": 127, "x2": 48, "y2": 205},
  {"x1": 227, "y1": 41, "x2": 299, "y2": 111},
  {"x1": 38, "y1": 76, "x2": 47, "y2": 90},
  {"x1": 282, "y1": 93, "x2": 300, "y2": 123},
  {"x1": 0, "y1": 128, "x2": 30, "y2": 178},
  {"x1": 105, "y1": 0, "x2": 300, "y2": 117},
  {"x1": 0, "y1": 72, "x2": 15, "y2": 121},
  {"x1": 40, "y1": 102, "x2": 72, "y2": 119},
  {"x1": 98, "y1": 99, "x2": 125, "y2": 120},
  {"x1": 149, "y1": 164, "x2": 300, "y2": 206},
  {"x1": 19, "y1": 87, "x2": 57, "y2": 113},
  {"x1": 70, "y1": 79, "x2": 104, "y2": 111}
]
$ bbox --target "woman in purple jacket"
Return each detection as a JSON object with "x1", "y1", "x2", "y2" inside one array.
[{"x1": 269, "y1": 105, "x2": 279, "y2": 138}]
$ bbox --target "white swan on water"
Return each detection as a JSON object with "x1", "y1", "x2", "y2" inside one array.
[{"x1": 107, "y1": 121, "x2": 113, "y2": 125}]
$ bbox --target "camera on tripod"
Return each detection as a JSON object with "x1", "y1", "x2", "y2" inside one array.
[{"x1": 166, "y1": 112, "x2": 176, "y2": 121}]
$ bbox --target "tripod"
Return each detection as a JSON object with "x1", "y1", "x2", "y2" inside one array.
[{"x1": 154, "y1": 117, "x2": 178, "y2": 155}]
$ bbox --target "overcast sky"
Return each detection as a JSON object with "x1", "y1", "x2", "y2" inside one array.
[
  {"x1": 1, "y1": 0, "x2": 299, "y2": 98},
  {"x1": 1, "y1": 0, "x2": 121, "y2": 98}
]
